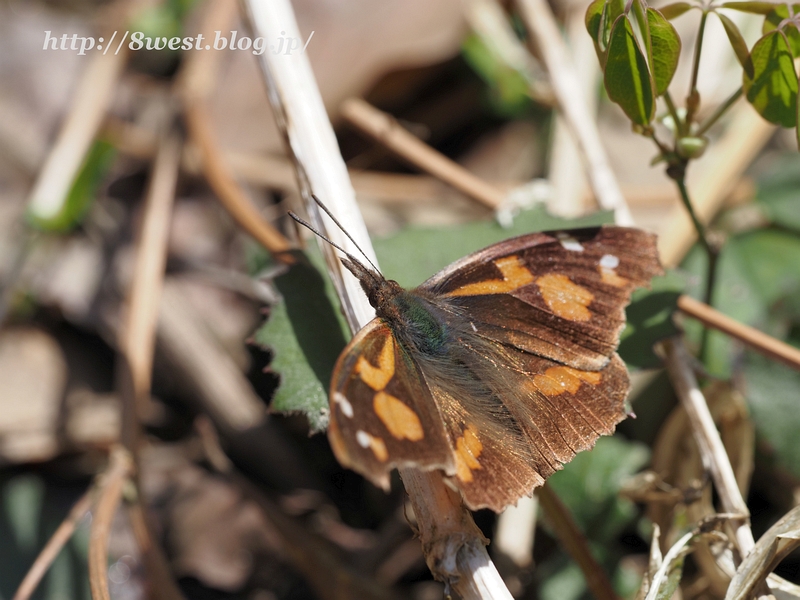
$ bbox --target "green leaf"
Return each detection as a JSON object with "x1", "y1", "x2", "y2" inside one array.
[
  {"x1": 547, "y1": 436, "x2": 650, "y2": 542},
  {"x1": 721, "y1": 1, "x2": 786, "y2": 14},
  {"x1": 586, "y1": 0, "x2": 609, "y2": 61},
  {"x1": 619, "y1": 290, "x2": 682, "y2": 368},
  {"x1": 762, "y1": 3, "x2": 800, "y2": 56},
  {"x1": 745, "y1": 353, "x2": 800, "y2": 479},
  {"x1": 374, "y1": 206, "x2": 613, "y2": 287},
  {"x1": 743, "y1": 30, "x2": 798, "y2": 128},
  {"x1": 717, "y1": 11, "x2": 754, "y2": 77},
  {"x1": 604, "y1": 15, "x2": 656, "y2": 125},
  {"x1": 755, "y1": 153, "x2": 800, "y2": 231},
  {"x1": 27, "y1": 140, "x2": 115, "y2": 232},
  {"x1": 658, "y1": 2, "x2": 695, "y2": 19},
  {"x1": 255, "y1": 249, "x2": 349, "y2": 432},
  {"x1": 647, "y1": 8, "x2": 682, "y2": 95}
]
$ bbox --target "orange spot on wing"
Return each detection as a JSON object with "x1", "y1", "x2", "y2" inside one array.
[
  {"x1": 447, "y1": 255, "x2": 534, "y2": 297},
  {"x1": 535, "y1": 273, "x2": 593, "y2": 321},
  {"x1": 374, "y1": 392, "x2": 424, "y2": 440},
  {"x1": 356, "y1": 337, "x2": 394, "y2": 391},
  {"x1": 600, "y1": 267, "x2": 629, "y2": 287},
  {"x1": 533, "y1": 366, "x2": 602, "y2": 396},
  {"x1": 369, "y1": 435, "x2": 388, "y2": 462},
  {"x1": 454, "y1": 424, "x2": 483, "y2": 483}
]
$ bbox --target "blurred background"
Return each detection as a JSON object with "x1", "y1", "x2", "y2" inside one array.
[{"x1": 1, "y1": 0, "x2": 800, "y2": 599}]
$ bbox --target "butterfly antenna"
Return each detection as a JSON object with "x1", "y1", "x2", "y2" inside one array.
[
  {"x1": 288, "y1": 211, "x2": 380, "y2": 279},
  {"x1": 309, "y1": 194, "x2": 380, "y2": 273}
]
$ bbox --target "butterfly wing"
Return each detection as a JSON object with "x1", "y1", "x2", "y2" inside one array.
[
  {"x1": 328, "y1": 319, "x2": 455, "y2": 490},
  {"x1": 420, "y1": 226, "x2": 663, "y2": 370}
]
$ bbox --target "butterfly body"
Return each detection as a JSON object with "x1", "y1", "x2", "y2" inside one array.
[{"x1": 329, "y1": 226, "x2": 662, "y2": 511}]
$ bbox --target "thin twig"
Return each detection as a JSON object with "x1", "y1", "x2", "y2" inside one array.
[
  {"x1": 179, "y1": 0, "x2": 292, "y2": 260},
  {"x1": 13, "y1": 489, "x2": 94, "y2": 600},
  {"x1": 659, "y1": 337, "x2": 754, "y2": 556},
  {"x1": 538, "y1": 485, "x2": 620, "y2": 600},
  {"x1": 88, "y1": 447, "x2": 134, "y2": 600},
  {"x1": 340, "y1": 98, "x2": 506, "y2": 210},
  {"x1": 514, "y1": 0, "x2": 634, "y2": 226},
  {"x1": 677, "y1": 295, "x2": 800, "y2": 371},
  {"x1": 242, "y1": 1, "x2": 512, "y2": 597}
]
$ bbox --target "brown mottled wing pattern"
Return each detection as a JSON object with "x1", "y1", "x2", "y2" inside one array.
[
  {"x1": 328, "y1": 319, "x2": 454, "y2": 490},
  {"x1": 421, "y1": 226, "x2": 663, "y2": 370}
]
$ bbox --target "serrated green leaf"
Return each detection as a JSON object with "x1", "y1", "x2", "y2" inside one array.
[
  {"x1": 717, "y1": 12, "x2": 754, "y2": 77},
  {"x1": 762, "y1": 3, "x2": 800, "y2": 56},
  {"x1": 647, "y1": 8, "x2": 682, "y2": 95},
  {"x1": 721, "y1": 1, "x2": 785, "y2": 14},
  {"x1": 255, "y1": 249, "x2": 348, "y2": 432},
  {"x1": 604, "y1": 15, "x2": 656, "y2": 125},
  {"x1": 743, "y1": 30, "x2": 798, "y2": 127},
  {"x1": 659, "y1": 2, "x2": 695, "y2": 19},
  {"x1": 27, "y1": 140, "x2": 115, "y2": 232}
]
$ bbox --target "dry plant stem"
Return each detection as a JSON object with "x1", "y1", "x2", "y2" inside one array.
[
  {"x1": 242, "y1": 0, "x2": 511, "y2": 596},
  {"x1": 538, "y1": 485, "x2": 620, "y2": 600},
  {"x1": 13, "y1": 489, "x2": 94, "y2": 600},
  {"x1": 515, "y1": 0, "x2": 635, "y2": 226},
  {"x1": 678, "y1": 295, "x2": 800, "y2": 371},
  {"x1": 121, "y1": 132, "x2": 182, "y2": 426},
  {"x1": 88, "y1": 447, "x2": 133, "y2": 600},
  {"x1": 340, "y1": 98, "x2": 506, "y2": 210},
  {"x1": 27, "y1": 28, "x2": 127, "y2": 221},
  {"x1": 179, "y1": 0, "x2": 292, "y2": 259},
  {"x1": 183, "y1": 102, "x2": 293, "y2": 259},
  {"x1": 660, "y1": 337, "x2": 755, "y2": 556}
]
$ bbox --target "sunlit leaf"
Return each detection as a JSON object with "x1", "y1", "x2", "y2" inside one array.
[
  {"x1": 658, "y1": 2, "x2": 695, "y2": 19},
  {"x1": 586, "y1": 0, "x2": 609, "y2": 61},
  {"x1": 721, "y1": 1, "x2": 786, "y2": 14},
  {"x1": 604, "y1": 15, "x2": 655, "y2": 125},
  {"x1": 743, "y1": 30, "x2": 798, "y2": 127},
  {"x1": 762, "y1": 3, "x2": 800, "y2": 56},
  {"x1": 647, "y1": 8, "x2": 682, "y2": 94},
  {"x1": 717, "y1": 12, "x2": 754, "y2": 77}
]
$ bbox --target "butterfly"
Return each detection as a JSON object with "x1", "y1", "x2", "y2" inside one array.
[{"x1": 293, "y1": 207, "x2": 662, "y2": 512}]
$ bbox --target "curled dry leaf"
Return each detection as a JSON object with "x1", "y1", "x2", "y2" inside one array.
[
  {"x1": 648, "y1": 381, "x2": 755, "y2": 596},
  {"x1": 725, "y1": 505, "x2": 800, "y2": 600}
]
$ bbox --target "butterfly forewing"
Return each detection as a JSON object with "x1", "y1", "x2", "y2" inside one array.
[
  {"x1": 328, "y1": 319, "x2": 454, "y2": 490},
  {"x1": 420, "y1": 227, "x2": 662, "y2": 370}
]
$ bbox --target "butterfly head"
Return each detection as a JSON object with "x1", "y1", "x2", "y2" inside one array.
[{"x1": 341, "y1": 256, "x2": 403, "y2": 309}]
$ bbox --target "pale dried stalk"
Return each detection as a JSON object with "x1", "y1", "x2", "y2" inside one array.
[
  {"x1": 241, "y1": 0, "x2": 512, "y2": 596},
  {"x1": 13, "y1": 489, "x2": 94, "y2": 600},
  {"x1": 340, "y1": 98, "x2": 506, "y2": 210},
  {"x1": 515, "y1": 0, "x2": 634, "y2": 226},
  {"x1": 120, "y1": 132, "x2": 182, "y2": 419},
  {"x1": 27, "y1": 17, "x2": 128, "y2": 221},
  {"x1": 660, "y1": 337, "x2": 755, "y2": 556}
]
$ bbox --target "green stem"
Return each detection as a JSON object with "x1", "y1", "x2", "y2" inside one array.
[
  {"x1": 686, "y1": 11, "x2": 709, "y2": 126},
  {"x1": 663, "y1": 91, "x2": 685, "y2": 137},
  {"x1": 694, "y1": 86, "x2": 743, "y2": 137}
]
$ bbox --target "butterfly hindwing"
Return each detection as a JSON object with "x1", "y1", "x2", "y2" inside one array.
[
  {"x1": 420, "y1": 227, "x2": 663, "y2": 370},
  {"x1": 328, "y1": 319, "x2": 454, "y2": 490}
]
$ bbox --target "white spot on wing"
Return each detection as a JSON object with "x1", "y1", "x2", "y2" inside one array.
[
  {"x1": 600, "y1": 254, "x2": 620, "y2": 269},
  {"x1": 356, "y1": 430, "x2": 371, "y2": 448},
  {"x1": 556, "y1": 232, "x2": 584, "y2": 252},
  {"x1": 333, "y1": 392, "x2": 354, "y2": 418}
]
